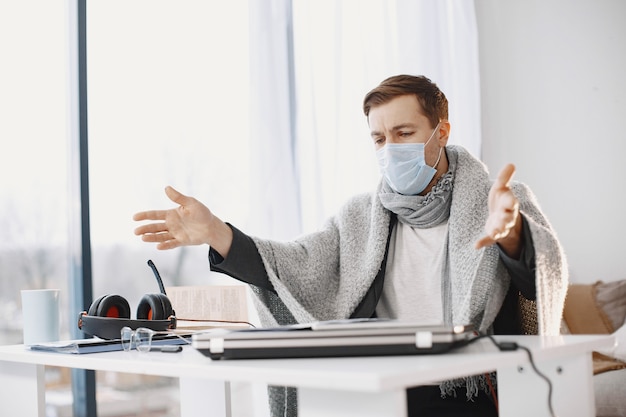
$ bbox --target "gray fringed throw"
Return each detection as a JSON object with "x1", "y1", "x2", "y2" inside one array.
[{"x1": 249, "y1": 145, "x2": 568, "y2": 416}]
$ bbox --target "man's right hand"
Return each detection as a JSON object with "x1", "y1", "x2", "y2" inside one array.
[{"x1": 133, "y1": 186, "x2": 233, "y2": 257}]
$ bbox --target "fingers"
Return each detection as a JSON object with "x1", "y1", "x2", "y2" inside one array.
[
  {"x1": 133, "y1": 186, "x2": 192, "y2": 250},
  {"x1": 499, "y1": 192, "x2": 519, "y2": 214},
  {"x1": 138, "y1": 230, "x2": 169, "y2": 242},
  {"x1": 143, "y1": 233, "x2": 180, "y2": 251},
  {"x1": 133, "y1": 209, "x2": 167, "y2": 222},
  {"x1": 165, "y1": 185, "x2": 193, "y2": 206},
  {"x1": 476, "y1": 224, "x2": 511, "y2": 248},
  {"x1": 132, "y1": 187, "x2": 190, "y2": 222},
  {"x1": 133, "y1": 221, "x2": 168, "y2": 236},
  {"x1": 475, "y1": 235, "x2": 494, "y2": 250},
  {"x1": 476, "y1": 195, "x2": 518, "y2": 247},
  {"x1": 476, "y1": 164, "x2": 519, "y2": 250},
  {"x1": 156, "y1": 240, "x2": 180, "y2": 251},
  {"x1": 133, "y1": 186, "x2": 189, "y2": 235},
  {"x1": 134, "y1": 226, "x2": 181, "y2": 250},
  {"x1": 495, "y1": 163, "x2": 516, "y2": 189}
]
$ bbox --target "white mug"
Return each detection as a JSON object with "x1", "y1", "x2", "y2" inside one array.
[{"x1": 21, "y1": 289, "x2": 60, "y2": 345}]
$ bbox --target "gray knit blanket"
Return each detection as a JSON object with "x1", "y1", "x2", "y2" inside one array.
[{"x1": 249, "y1": 145, "x2": 568, "y2": 416}]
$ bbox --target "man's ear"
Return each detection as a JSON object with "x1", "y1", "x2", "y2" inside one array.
[{"x1": 437, "y1": 120, "x2": 451, "y2": 144}]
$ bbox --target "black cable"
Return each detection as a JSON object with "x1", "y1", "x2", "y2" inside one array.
[
  {"x1": 465, "y1": 333, "x2": 557, "y2": 417},
  {"x1": 515, "y1": 343, "x2": 557, "y2": 417}
]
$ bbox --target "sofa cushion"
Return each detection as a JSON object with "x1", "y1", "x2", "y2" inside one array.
[
  {"x1": 564, "y1": 280, "x2": 626, "y2": 417},
  {"x1": 564, "y1": 282, "x2": 613, "y2": 334},
  {"x1": 595, "y1": 369, "x2": 626, "y2": 417},
  {"x1": 563, "y1": 281, "x2": 626, "y2": 374}
]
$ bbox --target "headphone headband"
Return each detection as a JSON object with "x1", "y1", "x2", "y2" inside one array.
[{"x1": 78, "y1": 312, "x2": 177, "y2": 340}]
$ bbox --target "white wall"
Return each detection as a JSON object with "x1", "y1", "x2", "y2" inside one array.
[{"x1": 475, "y1": 0, "x2": 626, "y2": 284}]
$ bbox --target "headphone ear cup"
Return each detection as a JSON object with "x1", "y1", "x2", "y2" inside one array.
[
  {"x1": 89, "y1": 294, "x2": 131, "y2": 319},
  {"x1": 158, "y1": 293, "x2": 174, "y2": 318},
  {"x1": 88, "y1": 295, "x2": 107, "y2": 316},
  {"x1": 137, "y1": 293, "x2": 173, "y2": 320}
]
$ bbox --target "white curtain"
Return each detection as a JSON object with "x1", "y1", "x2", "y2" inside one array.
[
  {"x1": 249, "y1": 0, "x2": 481, "y2": 236},
  {"x1": 247, "y1": 0, "x2": 302, "y2": 240},
  {"x1": 245, "y1": 3, "x2": 480, "y2": 414}
]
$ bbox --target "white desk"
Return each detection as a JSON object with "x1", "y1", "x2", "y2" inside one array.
[{"x1": 0, "y1": 334, "x2": 613, "y2": 417}]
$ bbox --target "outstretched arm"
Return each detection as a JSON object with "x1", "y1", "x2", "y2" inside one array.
[
  {"x1": 133, "y1": 186, "x2": 233, "y2": 258},
  {"x1": 475, "y1": 164, "x2": 523, "y2": 259}
]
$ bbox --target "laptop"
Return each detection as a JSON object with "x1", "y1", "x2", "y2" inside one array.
[{"x1": 191, "y1": 318, "x2": 476, "y2": 360}]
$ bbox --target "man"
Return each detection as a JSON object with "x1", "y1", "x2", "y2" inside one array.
[{"x1": 134, "y1": 75, "x2": 568, "y2": 416}]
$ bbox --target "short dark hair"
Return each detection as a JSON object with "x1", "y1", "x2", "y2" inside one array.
[{"x1": 363, "y1": 75, "x2": 448, "y2": 128}]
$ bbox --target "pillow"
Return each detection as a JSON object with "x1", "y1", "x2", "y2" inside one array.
[{"x1": 595, "y1": 280, "x2": 626, "y2": 332}]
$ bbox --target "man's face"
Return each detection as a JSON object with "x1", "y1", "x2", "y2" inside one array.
[
  {"x1": 368, "y1": 94, "x2": 446, "y2": 170},
  {"x1": 368, "y1": 94, "x2": 436, "y2": 151}
]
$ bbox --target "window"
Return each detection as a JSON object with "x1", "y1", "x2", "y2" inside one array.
[
  {"x1": 87, "y1": 0, "x2": 251, "y2": 300},
  {"x1": 1, "y1": 1, "x2": 253, "y2": 415},
  {"x1": 2, "y1": 1, "x2": 480, "y2": 415},
  {"x1": 85, "y1": 1, "x2": 251, "y2": 415},
  {"x1": 0, "y1": 0, "x2": 74, "y2": 412},
  {"x1": 0, "y1": 1, "x2": 70, "y2": 344}
]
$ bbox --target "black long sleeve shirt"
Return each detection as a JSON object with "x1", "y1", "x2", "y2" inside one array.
[{"x1": 209, "y1": 215, "x2": 536, "y2": 331}]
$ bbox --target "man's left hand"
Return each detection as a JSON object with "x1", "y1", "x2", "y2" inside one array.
[{"x1": 475, "y1": 163, "x2": 522, "y2": 258}]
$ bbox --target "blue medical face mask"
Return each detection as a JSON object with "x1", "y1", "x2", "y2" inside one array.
[{"x1": 376, "y1": 123, "x2": 443, "y2": 195}]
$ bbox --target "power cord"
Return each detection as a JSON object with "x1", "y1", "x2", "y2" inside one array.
[{"x1": 466, "y1": 334, "x2": 557, "y2": 417}]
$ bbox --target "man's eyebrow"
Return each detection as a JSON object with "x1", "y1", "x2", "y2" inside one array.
[
  {"x1": 391, "y1": 123, "x2": 418, "y2": 131},
  {"x1": 370, "y1": 123, "x2": 418, "y2": 137}
]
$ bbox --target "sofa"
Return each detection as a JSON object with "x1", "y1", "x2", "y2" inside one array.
[{"x1": 562, "y1": 280, "x2": 626, "y2": 417}]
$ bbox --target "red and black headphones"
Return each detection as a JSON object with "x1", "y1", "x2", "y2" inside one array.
[{"x1": 78, "y1": 260, "x2": 177, "y2": 340}]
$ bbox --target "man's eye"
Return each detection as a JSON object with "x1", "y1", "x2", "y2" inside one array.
[
  {"x1": 374, "y1": 137, "x2": 385, "y2": 145},
  {"x1": 399, "y1": 131, "x2": 413, "y2": 137}
]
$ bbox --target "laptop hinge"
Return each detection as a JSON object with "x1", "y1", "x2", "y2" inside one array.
[
  {"x1": 210, "y1": 338, "x2": 225, "y2": 354},
  {"x1": 415, "y1": 331, "x2": 433, "y2": 348}
]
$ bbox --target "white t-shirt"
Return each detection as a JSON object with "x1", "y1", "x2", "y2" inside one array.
[{"x1": 375, "y1": 220, "x2": 448, "y2": 325}]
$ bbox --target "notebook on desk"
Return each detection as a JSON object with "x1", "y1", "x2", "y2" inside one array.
[{"x1": 191, "y1": 319, "x2": 476, "y2": 360}]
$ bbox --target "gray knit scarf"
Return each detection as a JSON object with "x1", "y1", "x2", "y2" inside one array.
[
  {"x1": 377, "y1": 147, "x2": 494, "y2": 400},
  {"x1": 378, "y1": 147, "x2": 456, "y2": 228}
]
